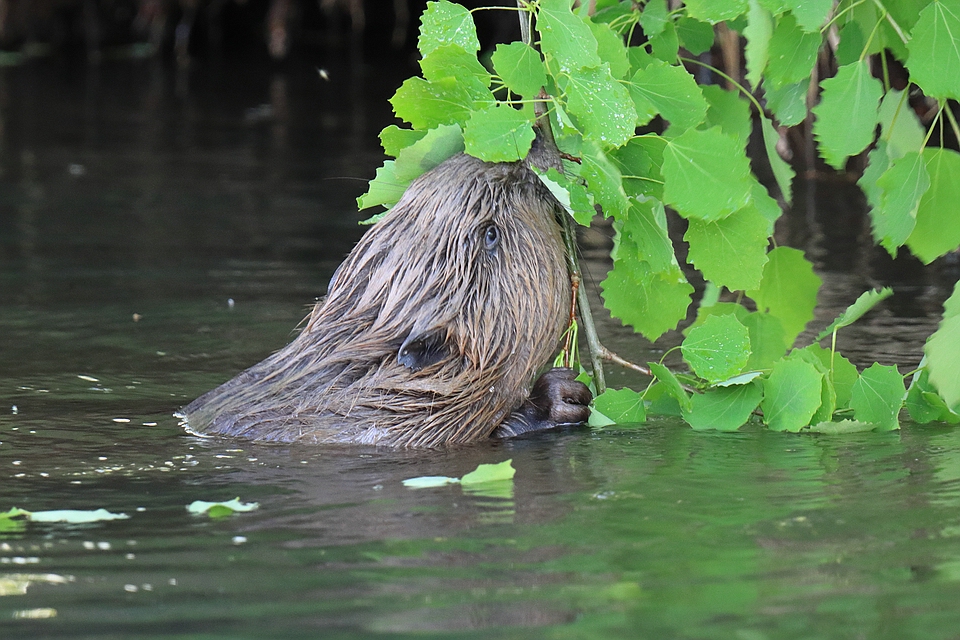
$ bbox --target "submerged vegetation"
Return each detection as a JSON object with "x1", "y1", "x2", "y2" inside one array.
[{"x1": 360, "y1": 0, "x2": 960, "y2": 434}]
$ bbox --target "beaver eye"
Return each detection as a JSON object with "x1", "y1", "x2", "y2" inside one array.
[{"x1": 483, "y1": 224, "x2": 500, "y2": 252}]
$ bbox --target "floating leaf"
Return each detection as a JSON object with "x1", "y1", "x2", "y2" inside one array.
[
  {"x1": 812, "y1": 61, "x2": 883, "y2": 170},
  {"x1": 681, "y1": 312, "x2": 751, "y2": 383},
  {"x1": 760, "y1": 116, "x2": 795, "y2": 204},
  {"x1": 805, "y1": 419, "x2": 877, "y2": 434},
  {"x1": 761, "y1": 357, "x2": 824, "y2": 432},
  {"x1": 925, "y1": 280, "x2": 960, "y2": 412},
  {"x1": 684, "y1": 204, "x2": 771, "y2": 291},
  {"x1": 401, "y1": 476, "x2": 459, "y2": 488},
  {"x1": 187, "y1": 499, "x2": 259, "y2": 517},
  {"x1": 662, "y1": 127, "x2": 754, "y2": 221},
  {"x1": 417, "y1": 0, "x2": 479, "y2": 56},
  {"x1": 627, "y1": 61, "x2": 709, "y2": 133},
  {"x1": 461, "y1": 459, "x2": 516, "y2": 485},
  {"x1": 906, "y1": 0, "x2": 960, "y2": 101},
  {"x1": 463, "y1": 104, "x2": 535, "y2": 162},
  {"x1": 592, "y1": 387, "x2": 647, "y2": 425},
  {"x1": 816, "y1": 288, "x2": 894, "y2": 341},
  {"x1": 12, "y1": 508, "x2": 130, "y2": 524},
  {"x1": 850, "y1": 363, "x2": 906, "y2": 431},
  {"x1": 907, "y1": 147, "x2": 960, "y2": 264},
  {"x1": 683, "y1": 382, "x2": 762, "y2": 431},
  {"x1": 747, "y1": 246, "x2": 822, "y2": 347},
  {"x1": 492, "y1": 42, "x2": 547, "y2": 97}
]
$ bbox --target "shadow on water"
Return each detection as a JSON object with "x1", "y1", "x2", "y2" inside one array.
[{"x1": 2, "y1": 49, "x2": 960, "y2": 639}]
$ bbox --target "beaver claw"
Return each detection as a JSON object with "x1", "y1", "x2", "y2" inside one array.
[{"x1": 492, "y1": 367, "x2": 592, "y2": 438}]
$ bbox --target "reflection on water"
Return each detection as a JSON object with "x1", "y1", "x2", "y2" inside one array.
[{"x1": 2, "y1": 55, "x2": 960, "y2": 639}]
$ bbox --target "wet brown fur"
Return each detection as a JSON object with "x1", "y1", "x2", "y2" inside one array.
[{"x1": 180, "y1": 153, "x2": 569, "y2": 447}]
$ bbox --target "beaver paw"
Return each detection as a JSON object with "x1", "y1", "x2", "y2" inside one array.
[{"x1": 493, "y1": 367, "x2": 592, "y2": 438}]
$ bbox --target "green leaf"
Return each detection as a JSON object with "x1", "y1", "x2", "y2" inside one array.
[
  {"x1": 835, "y1": 20, "x2": 865, "y2": 66},
  {"x1": 418, "y1": 0, "x2": 479, "y2": 56},
  {"x1": 649, "y1": 21, "x2": 680, "y2": 63},
  {"x1": 811, "y1": 61, "x2": 883, "y2": 170},
  {"x1": 748, "y1": 246, "x2": 822, "y2": 347},
  {"x1": 907, "y1": 366, "x2": 960, "y2": 424},
  {"x1": 380, "y1": 125, "x2": 426, "y2": 158},
  {"x1": 744, "y1": 0, "x2": 774, "y2": 89},
  {"x1": 766, "y1": 13, "x2": 821, "y2": 89},
  {"x1": 850, "y1": 363, "x2": 906, "y2": 431},
  {"x1": 589, "y1": 20, "x2": 631, "y2": 79},
  {"x1": 601, "y1": 259, "x2": 693, "y2": 342},
  {"x1": 357, "y1": 161, "x2": 407, "y2": 211},
  {"x1": 760, "y1": 116, "x2": 795, "y2": 204},
  {"x1": 581, "y1": 141, "x2": 629, "y2": 217},
  {"x1": 390, "y1": 76, "x2": 492, "y2": 130},
  {"x1": 785, "y1": 0, "x2": 832, "y2": 31},
  {"x1": 765, "y1": 81, "x2": 808, "y2": 127},
  {"x1": 873, "y1": 152, "x2": 931, "y2": 253},
  {"x1": 816, "y1": 288, "x2": 894, "y2": 341},
  {"x1": 614, "y1": 198, "x2": 675, "y2": 273},
  {"x1": 742, "y1": 311, "x2": 790, "y2": 371},
  {"x1": 492, "y1": 42, "x2": 547, "y2": 97},
  {"x1": 925, "y1": 280, "x2": 960, "y2": 412},
  {"x1": 681, "y1": 314, "x2": 751, "y2": 383},
  {"x1": 187, "y1": 498, "x2": 259, "y2": 517},
  {"x1": 24, "y1": 508, "x2": 130, "y2": 523},
  {"x1": 627, "y1": 61, "x2": 709, "y2": 132},
  {"x1": 906, "y1": 0, "x2": 960, "y2": 101},
  {"x1": 402, "y1": 475, "x2": 459, "y2": 488},
  {"x1": 761, "y1": 357, "x2": 824, "y2": 432},
  {"x1": 562, "y1": 64, "x2": 637, "y2": 147},
  {"x1": 789, "y1": 348, "x2": 836, "y2": 424},
  {"x1": 394, "y1": 124, "x2": 465, "y2": 183},
  {"x1": 801, "y1": 343, "x2": 859, "y2": 409},
  {"x1": 676, "y1": 16, "x2": 715, "y2": 55},
  {"x1": 538, "y1": 0, "x2": 601, "y2": 72},
  {"x1": 684, "y1": 0, "x2": 747, "y2": 23},
  {"x1": 611, "y1": 135, "x2": 666, "y2": 199},
  {"x1": 906, "y1": 147, "x2": 960, "y2": 264},
  {"x1": 701, "y1": 85, "x2": 752, "y2": 147},
  {"x1": 538, "y1": 168, "x2": 595, "y2": 226},
  {"x1": 805, "y1": 419, "x2": 877, "y2": 434},
  {"x1": 420, "y1": 43, "x2": 490, "y2": 87},
  {"x1": 461, "y1": 459, "x2": 516, "y2": 485},
  {"x1": 640, "y1": 0, "x2": 670, "y2": 37},
  {"x1": 649, "y1": 362, "x2": 692, "y2": 412},
  {"x1": 592, "y1": 387, "x2": 647, "y2": 424},
  {"x1": 878, "y1": 89, "x2": 925, "y2": 159},
  {"x1": 662, "y1": 127, "x2": 754, "y2": 221},
  {"x1": 859, "y1": 142, "x2": 890, "y2": 219},
  {"x1": 684, "y1": 204, "x2": 771, "y2": 291},
  {"x1": 463, "y1": 104, "x2": 535, "y2": 162},
  {"x1": 683, "y1": 383, "x2": 762, "y2": 431}
]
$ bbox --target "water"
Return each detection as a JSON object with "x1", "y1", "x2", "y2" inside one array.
[{"x1": 3, "y1": 55, "x2": 960, "y2": 639}]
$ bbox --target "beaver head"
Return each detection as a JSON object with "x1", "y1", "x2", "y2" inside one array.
[{"x1": 181, "y1": 153, "x2": 570, "y2": 447}]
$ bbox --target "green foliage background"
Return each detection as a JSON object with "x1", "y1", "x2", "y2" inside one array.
[{"x1": 359, "y1": 0, "x2": 960, "y2": 433}]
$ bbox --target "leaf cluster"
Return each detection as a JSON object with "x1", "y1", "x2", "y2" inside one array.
[{"x1": 360, "y1": 0, "x2": 960, "y2": 433}]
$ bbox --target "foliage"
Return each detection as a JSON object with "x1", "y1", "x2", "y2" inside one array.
[{"x1": 359, "y1": 0, "x2": 960, "y2": 433}]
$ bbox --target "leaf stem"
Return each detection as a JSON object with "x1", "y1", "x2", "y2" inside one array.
[
  {"x1": 679, "y1": 56, "x2": 764, "y2": 114},
  {"x1": 944, "y1": 103, "x2": 960, "y2": 148},
  {"x1": 871, "y1": 0, "x2": 909, "y2": 44}
]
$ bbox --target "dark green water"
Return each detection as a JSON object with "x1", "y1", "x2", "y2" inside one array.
[{"x1": 2, "y1": 57, "x2": 960, "y2": 639}]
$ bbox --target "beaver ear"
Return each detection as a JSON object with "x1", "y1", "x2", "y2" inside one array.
[{"x1": 398, "y1": 331, "x2": 447, "y2": 372}]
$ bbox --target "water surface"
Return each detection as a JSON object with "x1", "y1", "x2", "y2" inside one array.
[{"x1": 2, "y1": 57, "x2": 960, "y2": 639}]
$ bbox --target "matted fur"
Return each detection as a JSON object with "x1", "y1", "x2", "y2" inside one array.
[{"x1": 180, "y1": 153, "x2": 569, "y2": 447}]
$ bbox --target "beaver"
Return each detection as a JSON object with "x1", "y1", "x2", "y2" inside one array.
[{"x1": 179, "y1": 151, "x2": 591, "y2": 447}]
